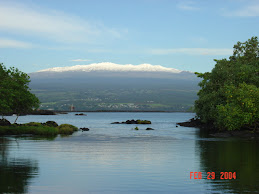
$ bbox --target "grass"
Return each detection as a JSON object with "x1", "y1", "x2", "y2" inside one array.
[
  {"x1": 0, "y1": 122, "x2": 78, "y2": 137},
  {"x1": 57, "y1": 124, "x2": 78, "y2": 135},
  {"x1": 0, "y1": 125, "x2": 58, "y2": 136},
  {"x1": 136, "y1": 120, "x2": 151, "y2": 124},
  {"x1": 26, "y1": 122, "x2": 42, "y2": 127}
]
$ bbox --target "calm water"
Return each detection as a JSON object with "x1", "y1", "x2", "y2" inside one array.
[{"x1": 1, "y1": 112, "x2": 258, "y2": 193}]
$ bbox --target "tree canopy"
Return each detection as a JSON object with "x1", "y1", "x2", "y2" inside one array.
[
  {"x1": 0, "y1": 63, "x2": 39, "y2": 122},
  {"x1": 195, "y1": 37, "x2": 259, "y2": 131}
]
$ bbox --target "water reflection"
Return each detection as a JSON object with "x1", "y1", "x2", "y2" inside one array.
[
  {"x1": 197, "y1": 137, "x2": 259, "y2": 193},
  {"x1": 0, "y1": 138, "x2": 39, "y2": 193}
]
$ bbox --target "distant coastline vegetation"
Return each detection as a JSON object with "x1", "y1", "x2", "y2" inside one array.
[{"x1": 32, "y1": 89, "x2": 197, "y2": 112}]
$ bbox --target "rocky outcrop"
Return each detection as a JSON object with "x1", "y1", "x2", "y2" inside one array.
[
  {"x1": 177, "y1": 118, "x2": 203, "y2": 128},
  {"x1": 75, "y1": 113, "x2": 87, "y2": 116},
  {"x1": 44, "y1": 121, "x2": 58, "y2": 127},
  {"x1": 80, "y1": 127, "x2": 90, "y2": 131},
  {"x1": 146, "y1": 127, "x2": 154, "y2": 130},
  {"x1": 111, "y1": 119, "x2": 151, "y2": 124}
]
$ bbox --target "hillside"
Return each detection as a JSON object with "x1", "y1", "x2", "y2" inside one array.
[{"x1": 29, "y1": 63, "x2": 200, "y2": 111}]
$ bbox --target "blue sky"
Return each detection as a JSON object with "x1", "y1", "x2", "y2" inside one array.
[{"x1": 0, "y1": 0, "x2": 258, "y2": 73}]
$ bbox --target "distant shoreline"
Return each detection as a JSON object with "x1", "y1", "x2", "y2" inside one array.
[
  {"x1": 55, "y1": 110, "x2": 193, "y2": 113},
  {"x1": 3, "y1": 110, "x2": 194, "y2": 116}
]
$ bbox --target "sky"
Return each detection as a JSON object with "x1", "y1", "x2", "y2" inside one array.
[{"x1": 0, "y1": 0, "x2": 258, "y2": 73}]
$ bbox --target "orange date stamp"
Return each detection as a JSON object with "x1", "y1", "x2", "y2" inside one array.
[{"x1": 190, "y1": 172, "x2": 237, "y2": 179}]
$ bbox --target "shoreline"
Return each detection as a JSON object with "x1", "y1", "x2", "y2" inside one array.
[
  {"x1": 4, "y1": 110, "x2": 194, "y2": 116},
  {"x1": 177, "y1": 118, "x2": 259, "y2": 139},
  {"x1": 55, "y1": 110, "x2": 193, "y2": 113}
]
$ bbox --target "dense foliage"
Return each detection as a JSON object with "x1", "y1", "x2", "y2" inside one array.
[
  {"x1": 195, "y1": 37, "x2": 259, "y2": 130},
  {"x1": 0, "y1": 63, "x2": 39, "y2": 122}
]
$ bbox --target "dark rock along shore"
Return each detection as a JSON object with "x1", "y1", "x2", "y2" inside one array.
[{"x1": 177, "y1": 118, "x2": 259, "y2": 139}]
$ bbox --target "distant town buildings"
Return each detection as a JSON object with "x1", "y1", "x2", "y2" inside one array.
[{"x1": 70, "y1": 104, "x2": 75, "y2": 111}]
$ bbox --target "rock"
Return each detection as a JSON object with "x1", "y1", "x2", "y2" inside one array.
[
  {"x1": 146, "y1": 127, "x2": 154, "y2": 130},
  {"x1": 44, "y1": 121, "x2": 58, "y2": 127},
  {"x1": 111, "y1": 119, "x2": 152, "y2": 124},
  {"x1": 80, "y1": 127, "x2": 90, "y2": 131},
  {"x1": 75, "y1": 113, "x2": 86, "y2": 116},
  {"x1": 126, "y1": 120, "x2": 136, "y2": 124},
  {"x1": 111, "y1": 122, "x2": 120, "y2": 124},
  {"x1": 0, "y1": 119, "x2": 11, "y2": 126}
]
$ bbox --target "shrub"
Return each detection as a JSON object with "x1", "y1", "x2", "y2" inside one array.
[
  {"x1": 136, "y1": 120, "x2": 151, "y2": 124},
  {"x1": 0, "y1": 122, "x2": 78, "y2": 136},
  {"x1": 57, "y1": 124, "x2": 78, "y2": 135}
]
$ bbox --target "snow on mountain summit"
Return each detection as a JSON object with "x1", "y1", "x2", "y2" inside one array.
[{"x1": 37, "y1": 62, "x2": 182, "y2": 73}]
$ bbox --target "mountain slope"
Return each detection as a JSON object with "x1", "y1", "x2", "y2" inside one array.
[{"x1": 29, "y1": 63, "x2": 200, "y2": 111}]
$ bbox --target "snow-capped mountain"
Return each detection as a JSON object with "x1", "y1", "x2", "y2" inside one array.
[
  {"x1": 37, "y1": 62, "x2": 183, "y2": 73},
  {"x1": 29, "y1": 62, "x2": 200, "y2": 111},
  {"x1": 29, "y1": 62, "x2": 199, "y2": 90},
  {"x1": 30, "y1": 62, "x2": 196, "y2": 81}
]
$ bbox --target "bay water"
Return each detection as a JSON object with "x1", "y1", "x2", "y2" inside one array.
[{"x1": 1, "y1": 112, "x2": 258, "y2": 193}]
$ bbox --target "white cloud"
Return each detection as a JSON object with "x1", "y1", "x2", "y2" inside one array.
[
  {"x1": 70, "y1": 59, "x2": 92, "y2": 62},
  {"x1": 0, "y1": 38, "x2": 33, "y2": 48},
  {"x1": 150, "y1": 48, "x2": 233, "y2": 55},
  {"x1": 0, "y1": 3, "x2": 123, "y2": 44},
  {"x1": 222, "y1": 2, "x2": 259, "y2": 17},
  {"x1": 177, "y1": 1, "x2": 200, "y2": 11}
]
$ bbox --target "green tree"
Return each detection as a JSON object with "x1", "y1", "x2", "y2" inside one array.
[
  {"x1": 0, "y1": 63, "x2": 40, "y2": 122},
  {"x1": 0, "y1": 64, "x2": 12, "y2": 117},
  {"x1": 195, "y1": 37, "x2": 259, "y2": 130},
  {"x1": 217, "y1": 83, "x2": 259, "y2": 130}
]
